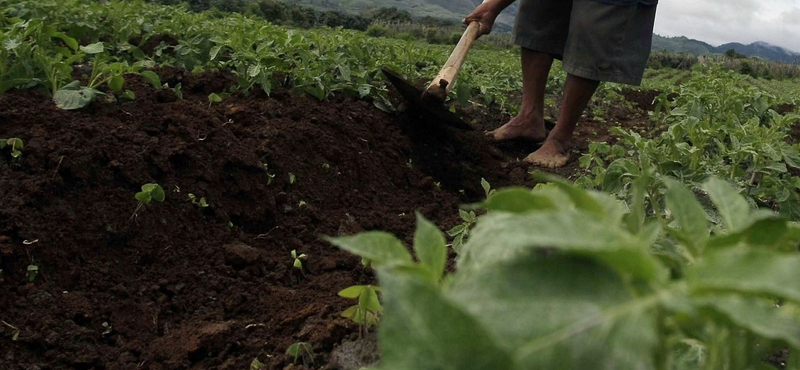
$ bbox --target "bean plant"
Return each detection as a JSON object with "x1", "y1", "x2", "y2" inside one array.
[{"x1": 329, "y1": 173, "x2": 800, "y2": 370}]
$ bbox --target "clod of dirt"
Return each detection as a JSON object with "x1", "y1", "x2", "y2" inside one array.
[
  {"x1": 149, "y1": 320, "x2": 236, "y2": 367},
  {"x1": 329, "y1": 332, "x2": 380, "y2": 370}
]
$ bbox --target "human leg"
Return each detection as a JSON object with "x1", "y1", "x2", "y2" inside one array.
[
  {"x1": 523, "y1": 74, "x2": 598, "y2": 168},
  {"x1": 488, "y1": 48, "x2": 552, "y2": 142}
]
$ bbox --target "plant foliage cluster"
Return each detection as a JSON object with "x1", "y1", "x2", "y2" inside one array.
[
  {"x1": 0, "y1": 0, "x2": 531, "y2": 112},
  {"x1": 330, "y1": 173, "x2": 800, "y2": 370},
  {"x1": 579, "y1": 66, "x2": 800, "y2": 220}
]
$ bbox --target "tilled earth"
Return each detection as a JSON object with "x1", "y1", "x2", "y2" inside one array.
[{"x1": 0, "y1": 68, "x2": 654, "y2": 369}]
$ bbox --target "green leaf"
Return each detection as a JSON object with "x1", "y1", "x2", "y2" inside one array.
[
  {"x1": 688, "y1": 248, "x2": 800, "y2": 302},
  {"x1": 447, "y1": 253, "x2": 658, "y2": 370},
  {"x1": 602, "y1": 158, "x2": 639, "y2": 193},
  {"x1": 53, "y1": 32, "x2": 78, "y2": 51},
  {"x1": 532, "y1": 172, "x2": 606, "y2": 218},
  {"x1": 6, "y1": 138, "x2": 23, "y2": 151},
  {"x1": 53, "y1": 81, "x2": 103, "y2": 110},
  {"x1": 781, "y1": 144, "x2": 800, "y2": 169},
  {"x1": 326, "y1": 232, "x2": 413, "y2": 268},
  {"x1": 480, "y1": 177, "x2": 492, "y2": 198},
  {"x1": 664, "y1": 178, "x2": 709, "y2": 252},
  {"x1": 108, "y1": 75, "x2": 124, "y2": 92},
  {"x1": 338, "y1": 285, "x2": 367, "y2": 299},
  {"x1": 250, "y1": 357, "x2": 266, "y2": 370},
  {"x1": 247, "y1": 64, "x2": 261, "y2": 78},
  {"x1": 135, "y1": 191, "x2": 151, "y2": 203},
  {"x1": 376, "y1": 270, "x2": 514, "y2": 370},
  {"x1": 140, "y1": 71, "x2": 162, "y2": 89},
  {"x1": 708, "y1": 215, "x2": 791, "y2": 250},
  {"x1": 150, "y1": 185, "x2": 165, "y2": 202},
  {"x1": 702, "y1": 177, "x2": 751, "y2": 233},
  {"x1": 208, "y1": 93, "x2": 222, "y2": 103},
  {"x1": 413, "y1": 213, "x2": 447, "y2": 283},
  {"x1": 479, "y1": 188, "x2": 556, "y2": 213},
  {"x1": 340, "y1": 305, "x2": 358, "y2": 319},
  {"x1": 699, "y1": 295, "x2": 800, "y2": 349},
  {"x1": 26, "y1": 265, "x2": 39, "y2": 282},
  {"x1": 80, "y1": 42, "x2": 104, "y2": 54},
  {"x1": 209, "y1": 45, "x2": 223, "y2": 61},
  {"x1": 360, "y1": 286, "x2": 381, "y2": 312},
  {"x1": 458, "y1": 210, "x2": 667, "y2": 282},
  {"x1": 121, "y1": 90, "x2": 135, "y2": 101}
]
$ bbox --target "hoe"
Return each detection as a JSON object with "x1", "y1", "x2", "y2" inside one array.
[{"x1": 381, "y1": 0, "x2": 490, "y2": 131}]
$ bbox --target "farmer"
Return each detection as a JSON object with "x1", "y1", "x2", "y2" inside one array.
[{"x1": 464, "y1": 0, "x2": 658, "y2": 168}]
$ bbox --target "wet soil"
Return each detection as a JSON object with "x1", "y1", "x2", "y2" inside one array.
[{"x1": 0, "y1": 68, "x2": 652, "y2": 369}]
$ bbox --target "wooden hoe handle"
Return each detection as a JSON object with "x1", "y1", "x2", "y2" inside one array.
[{"x1": 422, "y1": 0, "x2": 488, "y2": 105}]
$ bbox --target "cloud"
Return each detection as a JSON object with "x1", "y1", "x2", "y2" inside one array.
[{"x1": 652, "y1": 0, "x2": 800, "y2": 52}]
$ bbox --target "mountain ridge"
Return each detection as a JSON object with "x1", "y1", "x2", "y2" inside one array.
[{"x1": 285, "y1": 0, "x2": 800, "y2": 62}]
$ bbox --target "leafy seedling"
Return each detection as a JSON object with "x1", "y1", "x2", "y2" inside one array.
[
  {"x1": 286, "y1": 342, "x2": 314, "y2": 366},
  {"x1": 481, "y1": 177, "x2": 496, "y2": 198},
  {"x1": 0, "y1": 138, "x2": 24, "y2": 158},
  {"x1": 101, "y1": 322, "x2": 113, "y2": 336},
  {"x1": 208, "y1": 93, "x2": 222, "y2": 106},
  {"x1": 338, "y1": 285, "x2": 383, "y2": 337},
  {"x1": 53, "y1": 80, "x2": 104, "y2": 110},
  {"x1": 173, "y1": 83, "x2": 183, "y2": 100},
  {"x1": 1, "y1": 321, "x2": 20, "y2": 341},
  {"x1": 288, "y1": 172, "x2": 297, "y2": 185},
  {"x1": 291, "y1": 250, "x2": 307, "y2": 274},
  {"x1": 121, "y1": 90, "x2": 136, "y2": 101},
  {"x1": 131, "y1": 183, "x2": 165, "y2": 220},
  {"x1": 26, "y1": 264, "x2": 38, "y2": 282},
  {"x1": 447, "y1": 209, "x2": 477, "y2": 254},
  {"x1": 188, "y1": 193, "x2": 209, "y2": 208},
  {"x1": 250, "y1": 358, "x2": 266, "y2": 370}
]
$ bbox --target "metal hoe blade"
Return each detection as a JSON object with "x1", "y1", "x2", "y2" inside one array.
[{"x1": 381, "y1": 67, "x2": 474, "y2": 131}]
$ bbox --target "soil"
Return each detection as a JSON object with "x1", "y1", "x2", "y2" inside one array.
[{"x1": 0, "y1": 68, "x2": 652, "y2": 369}]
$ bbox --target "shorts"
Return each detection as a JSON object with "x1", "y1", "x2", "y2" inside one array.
[{"x1": 512, "y1": 0, "x2": 657, "y2": 85}]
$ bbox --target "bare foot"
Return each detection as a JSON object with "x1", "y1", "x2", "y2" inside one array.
[
  {"x1": 524, "y1": 139, "x2": 570, "y2": 168},
  {"x1": 486, "y1": 113, "x2": 547, "y2": 142}
]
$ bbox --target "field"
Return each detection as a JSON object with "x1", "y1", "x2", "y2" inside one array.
[{"x1": 3, "y1": 1, "x2": 800, "y2": 370}]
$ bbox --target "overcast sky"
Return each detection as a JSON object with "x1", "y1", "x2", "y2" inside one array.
[{"x1": 653, "y1": 0, "x2": 800, "y2": 53}]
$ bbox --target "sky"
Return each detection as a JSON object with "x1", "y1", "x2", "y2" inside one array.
[{"x1": 652, "y1": 0, "x2": 800, "y2": 53}]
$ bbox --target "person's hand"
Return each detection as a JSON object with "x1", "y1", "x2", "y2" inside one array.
[{"x1": 463, "y1": 1, "x2": 501, "y2": 38}]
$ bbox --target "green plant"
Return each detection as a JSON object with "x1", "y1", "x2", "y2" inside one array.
[
  {"x1": 208, "y1": 92, "x2": 222, "y2": 106},
  {"x1": 328, "y1": 173, "x2": 800, "y2": 370},
  {"x1": 187, "y1": 193, "x2": 209, "y2": 208},
  {"x1": 338, "y1": 285, "x2": 382, "y2": 336},
  {"x1": 132, "y1": 183, "x2": 165, "y2": 220},
  {"x1": 0, "y1": 138, "x2": 24, "y2": 158},
  {"x1": 288, "y1": 172, "x2": 297, "y2": 184},
  {"x1": 480, "y1": 177, "x2": 496, "y2": 198},
  {"x1": 291, "y1": 249, "x2": 307, "y2": 273},
  {"x1": 446, "y1": 209, "x2": 476, "y2": 253},
  {"x1": 25, "y1": 264, "x2": 38, "y2": 282},
  {"x1": 1, "y1": 321, "x2": 20, "y2": 341},
  {"x1": 249, "y1": 358, "x2": 266, "y2": 370},
  {"x1": 286, "y1": 342, "x2": 314, "y2": 366}
]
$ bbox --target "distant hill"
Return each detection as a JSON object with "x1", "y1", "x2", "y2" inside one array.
[
  {"x1": 283, "y1": 0, "x2": 518, "y2": 32},
  {"x1": 652, "y1": 35, "x2": 800, "y2": 63},
  {"x1": 285, "y1": 0, "x2": 800, "y2": 63},
  {"x1": 651, "y1": 35, "x2": 714, "y2": 56},
  {"x1": 714, "y1": 41, "x2": 800, "y2": 63}
]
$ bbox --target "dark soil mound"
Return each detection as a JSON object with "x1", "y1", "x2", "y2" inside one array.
[{"x1": 0, "y1": 69, "x2": 649, "y2": 369}]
